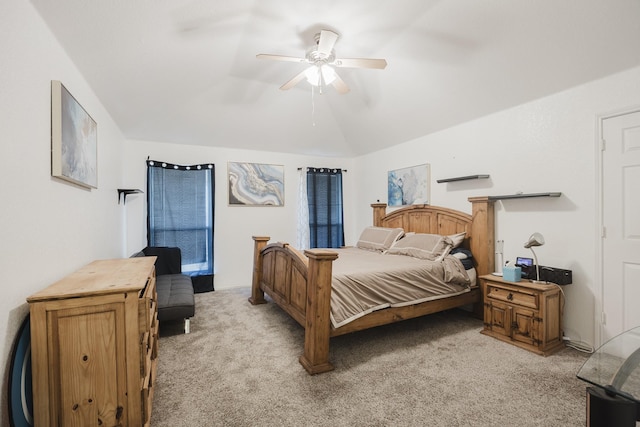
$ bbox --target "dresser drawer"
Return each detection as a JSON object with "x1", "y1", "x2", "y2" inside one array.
[
  {"x1": 138, "y1": 276, "x2": 157, "y2": 334},
  {"x1": 486, "y1": 285, "x2": 538, "y2": 309},
  {"x1": 140, "y1": 331, "x2": 151, "y2": 377},
  {"x1": 150, "y1": 313, "x2": 159, "y2": 359}
]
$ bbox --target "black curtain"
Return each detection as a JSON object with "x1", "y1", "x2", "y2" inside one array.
[
  {"x1": 147, "y1": 160, "x2": 215, "y2": 292},
  {"x1": 307, "y1": 168, "x2": 344, "y2": 248}
]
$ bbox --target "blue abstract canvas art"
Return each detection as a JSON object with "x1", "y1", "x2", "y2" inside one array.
[
  {"x1": 51, "y1": 81, "x2": 97, "y2": 189},
  {"x1": 388, "y1": 164, "x2": 430, "y2": 206}
]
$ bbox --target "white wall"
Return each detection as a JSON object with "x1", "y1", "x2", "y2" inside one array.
[
  {"x1": 353, "y1": 65, "x2": 640, "y2": 348},
  {"x1": 0, "y1": 1, "x2": 128, "y2": 423},
  {"x1": 122, "y1": 140, "x2": 355, "y2": 289}
]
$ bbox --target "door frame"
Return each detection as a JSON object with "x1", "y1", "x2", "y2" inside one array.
[{"x1": 595, "y1": 105, "x2": 640, "y2": 347}]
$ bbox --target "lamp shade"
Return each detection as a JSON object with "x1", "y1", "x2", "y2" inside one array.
[
  {"x1": 305, "y1": 65, "x2": 336, "y2": 86},
  {"x1": 524, "y1": 232, "x2": 545, "y2": 248},
  {"x1": 524, "y1": 232, "x2": 545, "y2": 283}
]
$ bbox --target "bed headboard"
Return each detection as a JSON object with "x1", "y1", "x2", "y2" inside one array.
[{"x1": 371, "y1": 197, "x2": 495, "y2": 276}]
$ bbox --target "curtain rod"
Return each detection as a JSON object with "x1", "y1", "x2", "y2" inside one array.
[{"x1": 297, "y1": 167, "x2": 347, "y2": 172}]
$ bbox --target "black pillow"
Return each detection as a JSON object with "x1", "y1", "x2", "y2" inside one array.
[{"x1": 450, "y1": 248, "x2": 474, "y2": 270}]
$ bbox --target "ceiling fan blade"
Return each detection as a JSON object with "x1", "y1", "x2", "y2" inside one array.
[
  {"x1": 334, "y1": 58, "x2": 388, "y2": 69},
  {"x1": 331, "y1": 73, "x2": 350, "y2": 94},
  {"x1": 257, "y1": 54, "x2": 306, "y2": 63},
  {"x1": 279, "y1": 68, "x2": 309, "y2": 91},
  {"x1": 317, "y1": 30, "x2": 339, "y2": 56}
]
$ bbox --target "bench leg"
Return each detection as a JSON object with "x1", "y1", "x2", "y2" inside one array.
[{"x1": 184, "y1": 318, "x2": 191, "y2": 334}]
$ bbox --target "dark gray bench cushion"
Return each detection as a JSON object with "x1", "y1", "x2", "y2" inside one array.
[{"x1": 156, "y1": 274, "x2": 195, "y2": 321}]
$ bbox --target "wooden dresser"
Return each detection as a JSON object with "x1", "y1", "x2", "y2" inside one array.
[
  {"x1": 479, "y1": 274, "x2": 564, "y2": 356},
  {"x1": 27, "y1": 257, "x2": 159, "y2": 427}
]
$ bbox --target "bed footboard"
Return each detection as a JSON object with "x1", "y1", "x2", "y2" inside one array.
[{"x1": 249, "y1": 236, "x2": 338, "y2": 374}]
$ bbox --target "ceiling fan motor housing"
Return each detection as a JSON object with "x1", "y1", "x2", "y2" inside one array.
[
  {"x1": 306, "y1": 47, "x2": 335, "y2": 65},
  {"x1": 307, "y1": 32, "x2": 335, "y2": 64}
]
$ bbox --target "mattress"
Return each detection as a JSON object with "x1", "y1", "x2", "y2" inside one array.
[{"x1": 329, "y1": 247, "x2": 473, "y2": 328}]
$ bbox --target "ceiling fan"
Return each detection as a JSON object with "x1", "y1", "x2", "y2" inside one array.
[{"x1": 257, "y1": 29, "x2": 387, "y2": 94}]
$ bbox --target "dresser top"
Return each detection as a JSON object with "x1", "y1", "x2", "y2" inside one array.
[
  {"x1": 479, "y1": 273, "x2": 560, "y2": 291},
  {"x1": 27, "y1": 257, "x2": 156, "y2": 302}
]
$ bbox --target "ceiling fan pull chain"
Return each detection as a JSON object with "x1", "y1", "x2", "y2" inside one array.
[{"x1": 311, "y1": 85, "x2": 316, "y2": 127}]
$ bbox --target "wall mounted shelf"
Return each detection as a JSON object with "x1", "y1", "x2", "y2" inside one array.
[
  {"x1": 436, "y1": 174, "x2": 490, "y2": 183},
  {"x1": 488, "y1": 192, "x2": 561, "y2": 200},
  {"x1": 118, "y1": 189, "x2": 143, "y2": 204}
]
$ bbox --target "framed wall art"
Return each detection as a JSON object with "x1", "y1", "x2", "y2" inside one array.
[
  {"x1": 388, "y1": 163, "x2": 430, "y2": 206},
  {"x1": 51, "y1": 80, "x2": 97, "y2": 189},
  {"x1": 228, "y1": 162, "x2": 284, "y2": 206}
]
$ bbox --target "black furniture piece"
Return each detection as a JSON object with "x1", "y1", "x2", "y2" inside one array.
[
  {"x1": 133, "y1": 247, "x2": 196, "y2": 333},
  {"x1": 577, "y1": 326, "x2": 640, "y2": 426}
]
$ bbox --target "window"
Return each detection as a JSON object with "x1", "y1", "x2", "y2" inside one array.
[
  {"x1": 147, "y1": 160, "x2": 215, "y2": 289},
  {"x1": 307, "y1": 168, "x2": 344, "y2": 248}
]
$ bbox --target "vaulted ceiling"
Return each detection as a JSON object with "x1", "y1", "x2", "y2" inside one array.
[{"x1": 30, "y1": 0, "x2": 640, "y2": 157}]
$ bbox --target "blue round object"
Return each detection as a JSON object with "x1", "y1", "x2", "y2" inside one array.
[{"x1": 8, "y1": 314, "x2": 34, "y2": 427}]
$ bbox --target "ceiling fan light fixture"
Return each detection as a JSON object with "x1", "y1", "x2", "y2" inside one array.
[
  {"x1": 304, "y1": 66, "x2": 319, "y2": 85},
  {"x1": 321, "y1": 65, "x2": 337, "y2": 85},
  {"x1": 305, "y1": 64, "x2": 336, "y2": 87}
]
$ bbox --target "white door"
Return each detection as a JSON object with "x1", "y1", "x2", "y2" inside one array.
[{"x1": 601, "y1": 110, "x2": 640, "y2": 343}]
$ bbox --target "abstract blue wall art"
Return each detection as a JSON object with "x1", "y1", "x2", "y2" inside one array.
[
  {"x1": 51, "y1": 81, "x2": 97, "y2": 189},
  {"x1": 388, "y1": 164, "x2": 430, "y2": 206}
]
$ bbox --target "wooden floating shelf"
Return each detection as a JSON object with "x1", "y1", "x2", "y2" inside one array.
[
  {"x1": 436, "y1": 174, "x2": 490, "y2": 183},
  {"x1": 118, "y1": 189, "x2": 143, "y2": 204},
  {"x1": 488, "y1": 192, "x2": 562, "y2": 200}
]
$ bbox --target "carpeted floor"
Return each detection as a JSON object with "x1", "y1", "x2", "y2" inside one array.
[{"x1": 151, "y1": 288, "x2": 590, "y2": 426}]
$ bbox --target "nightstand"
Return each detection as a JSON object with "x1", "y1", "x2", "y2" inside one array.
[{"x1": 479, "y1": 274, "x2": 564, "y2": 356}]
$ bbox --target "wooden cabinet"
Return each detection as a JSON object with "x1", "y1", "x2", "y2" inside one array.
[
  {"x1": 27, "y1": 257, "x2": 159, "y2": 427},
  {"x1": 480, "y1": 274, "x2": 564, "y2": 356}
]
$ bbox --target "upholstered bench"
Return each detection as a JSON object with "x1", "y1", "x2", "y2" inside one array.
[
  {"x1": 155, "y1": 273, "x2": 195, "y2": 332},
  {"x1": 132, "y1": 247, "x2": 195, "y2": 333}
]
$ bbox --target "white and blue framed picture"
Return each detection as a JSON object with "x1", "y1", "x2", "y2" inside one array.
[
  {"x1": 51, "y1": 80, "x2": 98, "y2": 189},
  {"x1": 388, "y1": 164, "x2": 430, "y2": 206}
]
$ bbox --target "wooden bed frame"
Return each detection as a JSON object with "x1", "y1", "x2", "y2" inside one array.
[{"x1": 249, "y1": 196, "x2": 495, "y2": 374}]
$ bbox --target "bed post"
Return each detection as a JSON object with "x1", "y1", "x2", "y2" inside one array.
[
  {"x1": 371, "y1": 203, "x2": 387, "y2": 226},
  {"x1": 467, "y1": 196, "x2": 495, "y2": 277},
  {"x1": 299, "y1": 249, "x2": 339, "y2": 375},
  {"x1": 249, "y1": 236, "x2": 270, "y2": 305}
]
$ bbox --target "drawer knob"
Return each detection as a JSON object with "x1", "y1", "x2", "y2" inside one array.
[{"x1": 507, "y1": 293, "x2": 513, "y2": 301}]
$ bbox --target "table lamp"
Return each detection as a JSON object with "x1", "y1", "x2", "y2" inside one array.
[{"x1": 524, "y1": 232, "x2": 545, "y2": 283}]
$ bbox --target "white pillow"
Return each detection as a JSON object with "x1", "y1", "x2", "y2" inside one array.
[
  {"x1": 452, "y1": 251, "x2": 467, "y2": 260},
  {"x1": 356, "y1": 226, "x2": 405, "y2": 252},
  {"x1": 449, "y1": 232, "x2": 466, "y2": 248},
  {"x1": 386, "y1": 233, "x2": 453, "y2": 261}
]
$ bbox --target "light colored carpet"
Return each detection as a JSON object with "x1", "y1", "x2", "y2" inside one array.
[{"x1": 151, "y1": 288, "x2": 589, "y2": 426}]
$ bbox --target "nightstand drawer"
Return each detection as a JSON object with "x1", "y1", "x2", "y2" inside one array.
[{"x1": 486, "y1": 285, "x2": 538, "y2": 309}]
